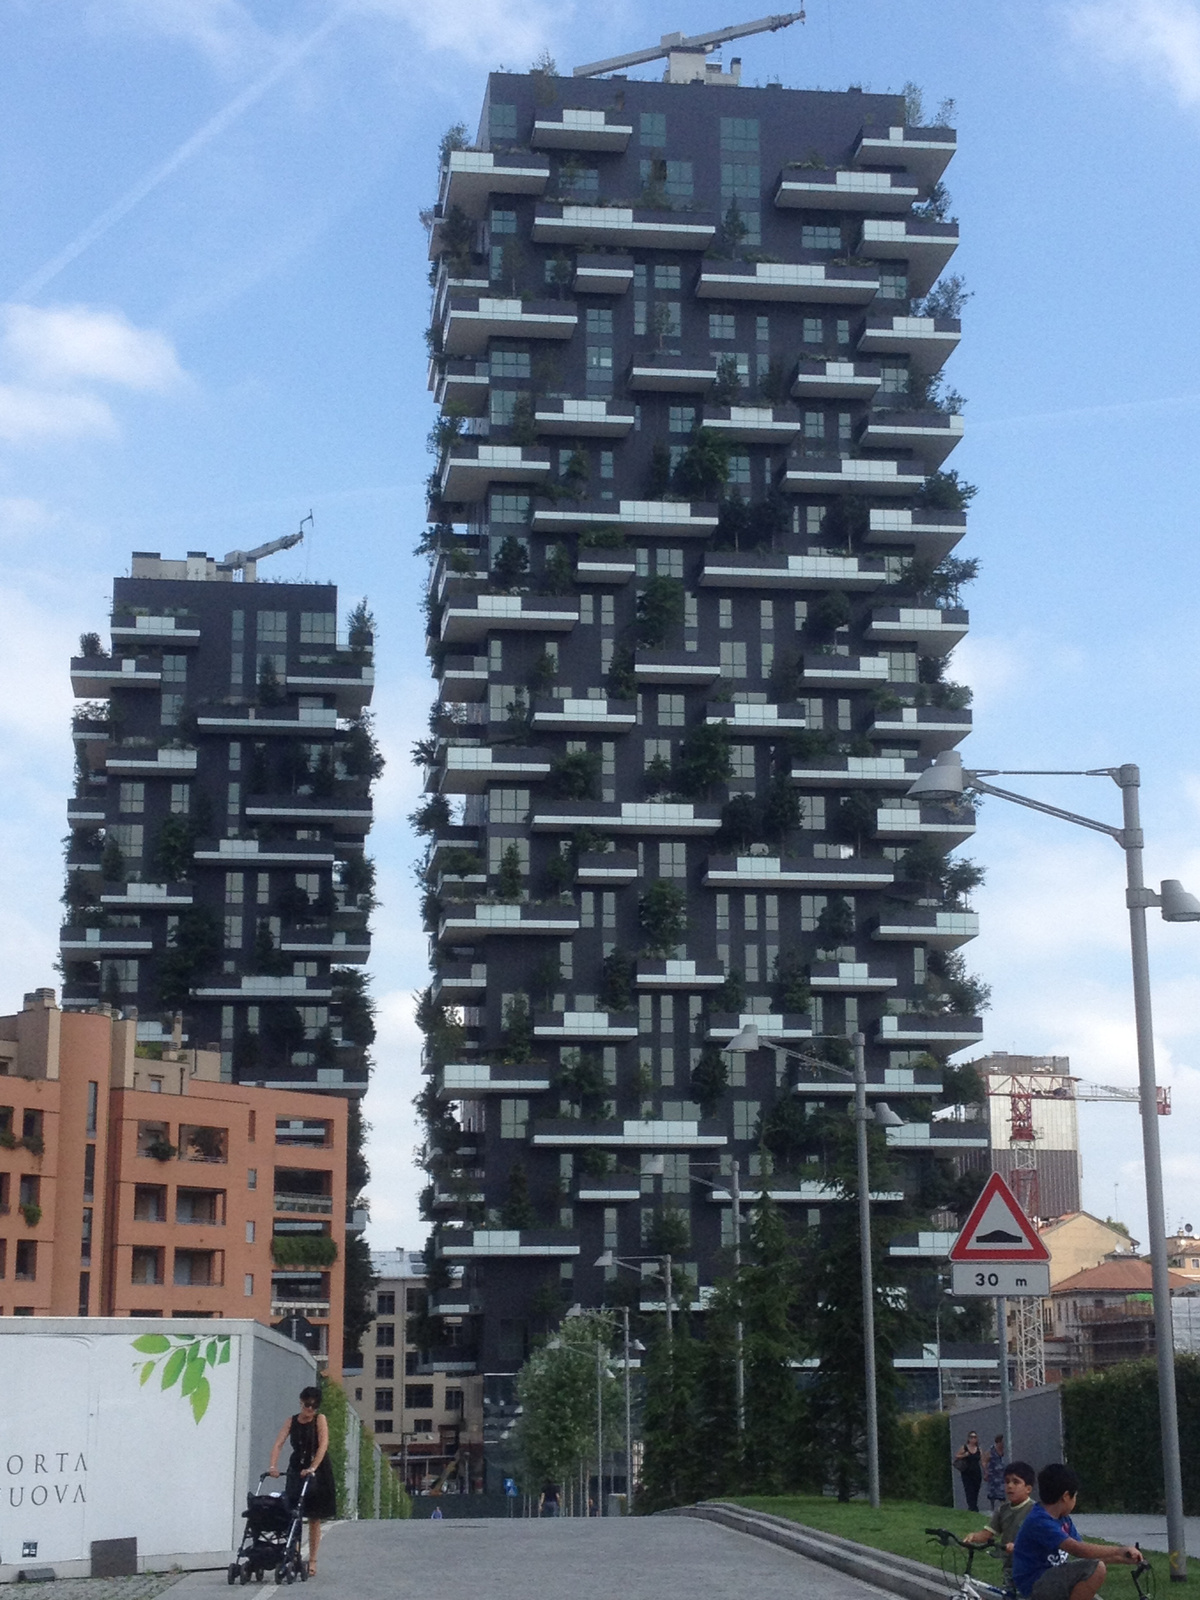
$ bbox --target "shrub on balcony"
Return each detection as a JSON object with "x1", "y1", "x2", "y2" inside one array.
[
  {"x1": 606, "y1": 644, "x2": 637, "y2": 700},
  {"x1": 101, "y1": 836, "x2": 126, "y2": 884},
  {"x1": 639, "y1": 880, "x2": 687, "y2": 955},
  {"x1": 20, "y1": 1202, "x2": 42, "y2": 1228},
  {"x1": 78, "y1": 631, "x2": 107, "y2": 658},
  {"x1": 645, "y1": 1207, "x2": 690, "y2": 1256},
  {"x1": 252, "y1": 920, "x2": 290, "y2": 977},
  {"x1": 333, "y1": 968, "x2": 376, "y2": 1047},
  {"x1": 410, "y1": 794, "x2": 451, "y2": 836},
  {"x1": 815, "y1": 895, "x2": 855, "y2": 947},
  {"x1": 499, "y1": 1161, "x2": 537, "y2": 1229},
  {"x1": 342, "y1": 714, "x2": 385, "y2": 782},
  {"x1": 502, "y1": 993, "x2": 534, "y2": 1065},
  {"x1": 557, "y1": 1049, "x2": 608, "y2": 1119},
  {"x1": 761, "y1": 774, "x2": 804, "y2": 843},
  {"x1": 713, "y1": 967, "x2": 745, "y2": 1015},
  {"x1": 833, "y1": 790, "x2": 878, "y2": 847},
  {"x1": 644, "y1": 442, "x2": 672, "y2": 498},
  {"x1": 271, "y1": 1234, "x2": 338, "y2": 1268},
  {"x1": 340, "y1": 853, "x2": 378, "y2": 911}
]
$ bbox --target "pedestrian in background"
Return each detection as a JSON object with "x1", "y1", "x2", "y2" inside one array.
[
  {"x1": 955, "y1": 1429, "x2": 984, "y2": 1513},
  {"x1": 539, "y1": 1482, "x2": 560, "y2": 1517},
  {"x1": 986, "y1": 1435, "x2": 1007, "y2": 1509}
]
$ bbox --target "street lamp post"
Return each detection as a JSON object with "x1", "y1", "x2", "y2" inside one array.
[
  {"x1": 909, "y1": 752, "x2": 1199, "y2": 1581},
  {"x1": 595, "y1": 1339, "x2": 604, "y2": 1516},
  {"x1": 724, "y1": 1024, "x2": 902, "y2": 1510}
]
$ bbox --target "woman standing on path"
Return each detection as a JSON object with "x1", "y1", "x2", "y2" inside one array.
[
  {"x1": 985, "y1": 1435, "x2": 1007, "y2": 1509},
  {"x1": 268, "y1": 1385, "x2": 338, "y2": 1576},
  {"x1": 955, "y1": 1429, "x2": 984, "y2": 1513}
]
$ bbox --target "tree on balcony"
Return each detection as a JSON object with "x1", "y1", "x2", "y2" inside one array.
[
  {"x1": 275, "y1": 880, "x2": 311, "y2": 922},
  {"x1": 334, "y1": 967, "x2": 376, "y2": 1047},
  {"x1": 156, "y1": 906, "x2": 222, "y2": 1007},
  {"x1": 557, "y1": 1049, "x2": 607, "y2": 1119},
  {"x1": 606, "y1": 643, "x2": 637, "y2": 700},
  {"x1": 252, "y1": 920, "x2": 290, "y2": 977},
  {"x1": 494, "y1": 843, "x2": 525, "y2": 903},
  {"x1": 549, "y1": 749, "x2": 601, "y2": 800},
  {"x1": 718, "y1": 792, "x2": 759, "y2": 851},
  {"x1": 340, "y1": 853, "x2": 378, "y2": 911},
  {"x1": 257, "y1": 659, "x2": 286, "y2": 707},
  {"x1": 672, "y1": 429, "x2": 729, "y2": 499},
  {"x1": 761, "y1": 772, "x2": 804, "y2": 844},
  {"x1": 491, "y1": 534, "x2": 530, "y2": 592},
  {"x1": 713, "y1": 967, "x2": 745, "y2": 1015},
  {"x1": 771, "y1": 950, "x2": 812, "y2": 1015},
  {"x1": 500, "y1": 1161, "x2": 537, "y2": 1229},
  {"x1": 599, "y1": 949, "x2": 635, "y2": 1012},
  {"x1": 674, "y1": 721, "x2": 732, "y2": 799},
  {"x1": 639, "y1": 880, "x2": 687, "y2": 955},
  {"x1": 501, "y1": 993, "x2": 533, "y2": 1065},
  {"x1": 78, "y1": 630, "x2": 107, "y2": 658},
  {"x1": 924, "y1": 949, "x2": 990, "y2": 1016},
  {"x1": 690, "y1": 1044, "x2": 729, "y2": 1115},
  {"x1": 634, "y1": 575, "x2": 684, "y2": 648},
  {"x1": 152, "y1": 815, "x2": 195, "y2": 882},
  {"x1": 815, "y1": 895, "x2": 855, "y2": 949},
  {"x1": 101, "y1": 835, "x2": 126, "y2": 884},
  {"x1": 342, "y1": 713, "x2": 385, "y2": 782},
  {"x1": 645, "y1": 441, "x2": 672, "y2": 497},
  {"x1": 410, "y1": 794, "x2": 451, "y2": 836},
  {"x1": 262, "y1": 1003, "x2": 306, "y2": 1054},
  {"x1": 347, "y1": 598, "x2": 375, "y2": 661},
  {"x1": 917, "y1": 468, "x2": 977, "y2": 511},
  {"x1": 833, "y1": 789, "x2": 877, "y2": 849},
  {"x1": 808, "y1": 591, "x2": 852, "y2": 636}
]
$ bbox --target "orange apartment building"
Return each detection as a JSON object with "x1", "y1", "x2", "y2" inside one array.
[{"x1": 0, "y1": 989, "x2": 349, "y2": 1374}]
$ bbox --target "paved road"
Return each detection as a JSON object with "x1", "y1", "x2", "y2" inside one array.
[{"x1": 170, "y1": 1516, "x2": 899, "y2": 1600}]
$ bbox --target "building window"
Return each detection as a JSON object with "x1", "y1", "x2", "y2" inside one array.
[
  {"x1": 118, "y1": 782, "x2": 145, "y2": 813},
  {"x1": 374, "y1": 1419, "x2": 393, "y2": 1434},
  {"x1": 720, "y1": 116, "x2": 760, "y2": 152},
  {"x1": 412, "y1": 1418, "x2": 434, "y2": 1435},
  {"x1": 667, "y1": 406, "x2": 694, "y2": 434},
  {"x1": 169, "y1": 782, "x2": 191, "y2": 815},
  {"x1": 86, "y1": 1080, "x2": 98, "y2": 1137},
  {"x1": 720, "y1": 641, "x2": 748, "y2": 679},
  {"x1": 802, "y1": 224, "x2": 841, "y2": 251},
  {"x1": 405, "y1": 1384, "x2": 434, "y2": 1409},
  {"x1": 489, "y1": 208, "x2": 517, "y2": 235},
  {"x1": 657, "y1": 693, "x2": 685, "y2": 727},
  {"x1": 490, "y1": 389, "x2": 517, "y2": 426},
  {"x1": 160, "y1": 693, "x2": 184, "y2": 726},
  {"x1": 375, "y1": 1388, "x2": 394, "y2": 1412},
  {"x1": 802, "y1": 318, "x2": 824, "y2": 345},
  {"x1": 879, "y1": 364, "x2": 908, "y2": 394},
  {"x1": 489, "y1": 103, "x2": 517, "y2": 141},
  {"x1": 488, "y1": 788, "x2": 530, "y2": 824},
  {"x1": 162, "y1": 654, "x2": 187, "y2": 684},
  {"x1": 256, "y1": 611, "x2": 288, "y2": 645},
  {"x1": 559, "y1": 166, "x2": 598, "y2": 195},
  {"x1": 489, "y1": 349, "x2": 530, "y2": 379},
  {"x1": 131, "y1": 1246, "x2": 162, "y2": 1285},
  {"x1": 730, "y1": 745, "x2": 756, "y2": 782},
  {"x1": 709, "y1": 313, "x2": 735, "y2": 341},
  {"x1": 244, "y1": 1273, "x2": 254, "y2": 1297},
  {"x1": 377, "y1": 1291, "x2": 396, "y2": 1315},
  {"x1": 173, "y1": 1249, "x2": 221, "y2": 1287},
  {"x1": 658, "y1": 842, "x2": 687, "y2": 878},
  {"x1": 500, "y1": 1099, "x2": 529, "y2": 1139},
  {"x1": 375, "y1": 1323, "x2": 395, "y2": 1347},
  {"x1": 445, "y1": 1388, "x2": 464, "y2": 1413},
  {"x1": 878, "y1": 270, "x2": 908, "y2": 301},
  {"x1": 639, "y1": 111, "x2": 666, "y2": 147},
  {"x1": 375, "y1": 1356, "x2": 394, "y2": 1379}
]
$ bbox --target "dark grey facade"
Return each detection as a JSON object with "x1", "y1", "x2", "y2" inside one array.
[
  {"x1": 418, "y1": 71, "x2": 985, "y2": 1379},
  {"x1": 63, "y1": 550, "x2": 377, "y2": 1092}
]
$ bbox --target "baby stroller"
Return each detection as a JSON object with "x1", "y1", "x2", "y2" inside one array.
[{"x1": 228, "y1": 1472, "x2": 309, "y2": 1585}]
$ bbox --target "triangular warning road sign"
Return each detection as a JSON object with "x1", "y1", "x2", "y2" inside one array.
[{"x1": 948, "y1": 1172, "x2": 1050, "y2": 1263}]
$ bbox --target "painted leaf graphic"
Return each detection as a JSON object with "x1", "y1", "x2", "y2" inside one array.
[
  {"x1": 133, "y1": 1334, "x2": 171, "y2": 1355},
  {"x1": 189, "y1": 1375, "x2": 211, "y2": 1424},
  {"x1": 217, "y1": 1339, "x2": 231, "y2": 1365},
  {"x1": 205, "y1": 1339, "x2": 217, "y2": 1366},
  {"x1": 181, "y1": 1355, "x2": 207, "y2": 1398},
  {"x1": 161, "y1": 1347, "x2": 188, "y2": 1390},
  {"x1": 139, "y1": 1361, "x2": 157, "y2": 1386}
]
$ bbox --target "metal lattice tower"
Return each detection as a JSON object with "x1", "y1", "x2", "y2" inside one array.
[{"x1": 1009, "y1": 1136, "x2": 1046, "y2": 1389}]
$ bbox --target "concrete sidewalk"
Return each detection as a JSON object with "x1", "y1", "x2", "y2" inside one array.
[{"x1": 1075, "y1": 1514, "x2": 1200, "y2": 1556}]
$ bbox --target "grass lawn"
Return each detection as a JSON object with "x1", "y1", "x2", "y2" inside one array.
[{"x1": 724, "y1": 1497, "x2": 1177, "y2": 1595}]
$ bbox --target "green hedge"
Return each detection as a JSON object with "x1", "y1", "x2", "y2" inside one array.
[
  {"x1": 271, "y1": 1235, "x2": 338, "y2": 1267},
  {"x1": 1063, "y1": 1355, "x2": 1200, "y2": 1513},
  {"x1": 319, "y1": 1378, "x2": 410, "y2": 1520},
  {"x1": 883, "y1": 1412, "x2": 952, "y2": 1507}
]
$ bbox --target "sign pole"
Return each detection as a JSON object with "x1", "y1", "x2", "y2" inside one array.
[{"x1": 997, "y1": 1295, "x2": 1012, "y2": 1462}]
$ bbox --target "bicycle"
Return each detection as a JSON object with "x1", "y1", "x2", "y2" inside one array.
[
  {"x1": 926, "y1": 1527, "x2": 1013, "y2": 1600},
  {"x1": 924, "y1": 1531, "x2": 1156, "y2": 1600}
]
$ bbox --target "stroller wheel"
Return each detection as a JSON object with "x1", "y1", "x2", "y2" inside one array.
[
  {"x1": 275, "y1": 1568, "x2": 287, "y2": 1586},
  {"x1": 227, "y1": 1564, "x2": 239, "y2": 1586}
]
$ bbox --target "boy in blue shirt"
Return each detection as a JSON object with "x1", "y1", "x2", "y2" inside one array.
[{"x1": 1011, "y1": 1464, "x2": 1142, "y2": 1600}]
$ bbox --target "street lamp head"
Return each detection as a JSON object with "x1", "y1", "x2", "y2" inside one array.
[
  {"x1": 594, "y1": 1250, "x2": 615, "y2": 1268},
  {"x1": 873, "y1": 1101, "x2": 905, "y2": 1127},
  {"x1": 906, "y1": 749, "x2": 965, "y2": 802},
  {"x1": 1160, "y1": 879, "x2": 1200, "y2": 922},
  {"x1": 724, "y1": 1023, "x2": 762, "y2": 1054}
]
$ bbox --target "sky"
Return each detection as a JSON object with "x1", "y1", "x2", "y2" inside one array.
[{"x1": 3, "y1": 0, "x2": 1200, "y2": 1257}]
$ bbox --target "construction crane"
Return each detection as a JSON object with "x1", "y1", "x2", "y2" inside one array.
[
  {"x1": 574, "y1": 11, "x2": 805, "y2": 81},
  {"x1": 981, "y1": 1062, "x2": 1170, "y2": 1390},
  {"x1": 220, "y1": 519, "x2": 308, "y2": 582}
]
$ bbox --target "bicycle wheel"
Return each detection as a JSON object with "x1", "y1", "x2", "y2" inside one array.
[{"x1": 940, "y1": 1542, "x2": 965, "y2": 1581}]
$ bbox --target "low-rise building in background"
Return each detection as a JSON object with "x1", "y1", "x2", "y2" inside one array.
[
  {"x1": 346, "y1": 1248, "x2": 483, "y2": 1496},
  {"x1": 0, "y1": 988, "x2": 348, "y2": 1372}
]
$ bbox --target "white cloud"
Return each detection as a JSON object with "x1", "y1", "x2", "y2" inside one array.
[
  {"x1": 3, "y1": 304, "x2": 185, "y2": 392},
  {"x1": 0, "y1": 304, "x2": 186, "y2": 444},
  {"x1": 347, "y1": 0, "x2": 562, "y2": 70},
  {"x1": 88, "y1": 0, "x2": 273, "y2": 69},
  {"x1": 1067, "y1": 0, "x2": 1200, "y2": 106}
]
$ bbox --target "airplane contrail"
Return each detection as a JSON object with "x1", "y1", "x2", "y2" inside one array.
[{"x1": 13, "y1": 5, "x2": 347, "y2": 302}]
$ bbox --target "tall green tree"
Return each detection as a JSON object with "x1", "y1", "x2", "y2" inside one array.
[
  {"x1": 738, "y1": 1188, "x2": 805, "y2": 1492},
  {"x1": 513, "y1": 1309, "x2": 622, "y2": 1493}
]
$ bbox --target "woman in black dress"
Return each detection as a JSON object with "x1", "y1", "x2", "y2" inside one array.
[
  {"x1": 268, "y1": 1386, "x2": 337, "y2": 1576},
  {"x1": 954, "y1": 1429, "x2": 984, "y2": 1513}
]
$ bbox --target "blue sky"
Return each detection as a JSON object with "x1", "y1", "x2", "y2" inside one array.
[{"x1": 3, "y1": 0, "x2": 1200, "y2": 1254}]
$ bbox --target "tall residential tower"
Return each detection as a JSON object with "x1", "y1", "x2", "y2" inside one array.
[
  {"x1": 417, "y1": 66, "x2": 986, "y2": 1397},
  {"x1": 62, "y1": 545, "x2": 379, "y2": 1095}
]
